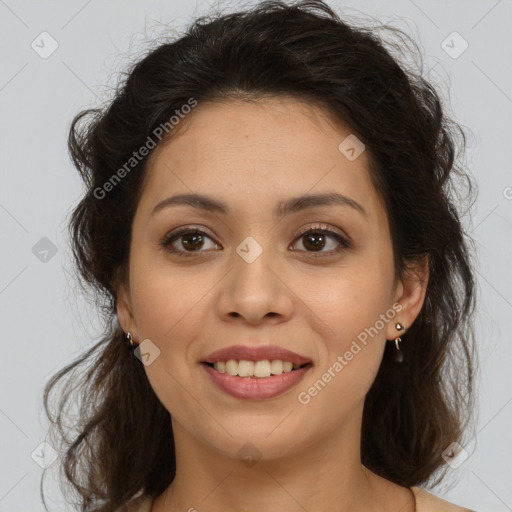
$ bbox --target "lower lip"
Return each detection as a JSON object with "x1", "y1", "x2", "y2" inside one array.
[{"x1": 201, "y1": 363, "x2": 312, "y2": 400}]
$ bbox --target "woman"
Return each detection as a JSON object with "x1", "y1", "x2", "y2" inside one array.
[{"x1": 43, "y1": 1, "x2": 479, "y2": 511}]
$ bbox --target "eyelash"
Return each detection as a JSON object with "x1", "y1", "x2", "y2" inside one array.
[{"x1": 160, "y1": 224, "x2": 351, "y2": 258}]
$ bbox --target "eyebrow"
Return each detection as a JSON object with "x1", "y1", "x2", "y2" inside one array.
[{"x1": 150, "y1": 192, "x2": 367, "y2": 219}]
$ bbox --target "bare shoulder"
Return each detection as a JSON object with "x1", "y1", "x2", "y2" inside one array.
[{"x1": 411, "y1": 486, "x2": 476, "y2": 512}]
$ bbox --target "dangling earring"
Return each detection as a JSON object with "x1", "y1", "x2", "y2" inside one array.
[
  {"x1": 126, "y1": 331, "x2": 135, "y2": 347},
  {"x1": 393, "y1": 322, "x2": 405, "y2": 363}
]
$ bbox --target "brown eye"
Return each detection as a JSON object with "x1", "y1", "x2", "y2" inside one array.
[
  {"x1": 161, "y1": 229, "x2": 219, "y2": 256},
  {"x1": 291, "y1": 225, "x2": 351, "y2": 256},
  {"x1": 301, "y1": 231, "x2": 328, "y2": 251},
  {"x1": 179, "y1": 232, "x2": 206, "y2": 251}
]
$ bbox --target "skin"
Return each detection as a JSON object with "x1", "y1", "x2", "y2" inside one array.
[{"x1": 116, "y1": 97, "x2": 429, "y2": 512}]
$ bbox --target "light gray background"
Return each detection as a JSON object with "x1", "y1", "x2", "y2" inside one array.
[{"x1": 0, "y1": 0, "x2": 511, "y2": 511}]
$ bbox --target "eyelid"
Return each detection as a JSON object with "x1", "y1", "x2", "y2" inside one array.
[{"x1": 294, "y1": 222, "x2": 349, "y2": 241}]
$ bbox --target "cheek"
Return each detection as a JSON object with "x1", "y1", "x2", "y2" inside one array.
[
  {"x1": 297, "y1": 280, "x2": 390, "y2": 425},
  {"x1": 129, "y1": 253, "x2": 208, "y2": 342},
  {"x1": 309, "y1": 263, "x2": 393, "y2": 387},
  {"x1": 317, "y1": 265, "x2": 393, "y2": 340},
  {"x1": 128, "y1": 263, "x2": 207, "y2": 415}
]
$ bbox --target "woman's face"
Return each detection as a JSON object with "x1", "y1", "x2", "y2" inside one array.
[{"x1": 117, "y1": 97, "x2": 425, "y2": 460}]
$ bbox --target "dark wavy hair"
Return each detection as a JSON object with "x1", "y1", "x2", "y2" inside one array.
[{"x1": 42, "y1": 1, "x2": 478, "y2": 510}]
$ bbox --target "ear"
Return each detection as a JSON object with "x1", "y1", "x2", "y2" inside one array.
[
  {"x1": 115, "y1": 279, "x2": 139, "y2": 342},
  {"x1": 386, "y1": 254, "x2": 429, "y2": 340}
]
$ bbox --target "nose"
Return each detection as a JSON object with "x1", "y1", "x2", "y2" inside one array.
[{"x1": 215, "y1": 243, "x2": 294, "y2": 325}]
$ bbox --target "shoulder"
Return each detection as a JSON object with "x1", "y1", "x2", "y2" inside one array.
[
  {"x1": 411, "y1": 486, "x2": 476, "y2": 512},
  {"x1": 115, "y1": 494, "x2": 154, "y2": 512}
]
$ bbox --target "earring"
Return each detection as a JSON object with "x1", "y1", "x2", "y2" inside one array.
[
  {"x1": 126, "y1": 331, "x2": 135, "y2": 347},
  {"x1": 393, "y1": 322, "x2": 405, "y2": 363}
]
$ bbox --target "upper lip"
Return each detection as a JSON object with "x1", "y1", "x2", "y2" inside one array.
[{"x1": 203, "y1": 345, "x2": 312, "y2": 366}]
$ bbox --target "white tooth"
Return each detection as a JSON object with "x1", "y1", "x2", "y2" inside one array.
[
  {"x1": 254, "y1": 360, "x2": 271, "y2": 378},
  {"x1": 214, "y1": 361, "x2": 226, "y2": 373},
  {"x1": 270, "y1": 360, "x2": 283, "y2": 375},
  {"x1": 220, "y1": 359, "x2": 297, "y2": 376},
  {"x1": 238, "y1": 360, "x2": 254, "y2": 377},
  {"x1": 225, "y1": 359, "x2": 238, "y2": 376}
]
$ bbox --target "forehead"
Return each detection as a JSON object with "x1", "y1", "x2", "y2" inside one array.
[
  {"x1": 152, "y1": 97, "x2": 351, "y2": 159},
  {"x1": 139, "y1": 97, "x2": 385, "y2": 225}
]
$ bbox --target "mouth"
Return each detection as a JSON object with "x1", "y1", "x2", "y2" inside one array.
[
  {"x1": 201, "y1": 360, "x2": 313, "y2": 378},
  {"x1": 200, "y1": 360, "x2": 314, "y2": 400},
  {"x1": 200, "y1": 344, "x2": 313, "y2": 399}
]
